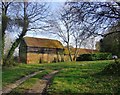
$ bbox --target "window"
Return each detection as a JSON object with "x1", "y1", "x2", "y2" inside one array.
[{"x1": 27, "y1": 47, "x2": 39, "y2": 53}]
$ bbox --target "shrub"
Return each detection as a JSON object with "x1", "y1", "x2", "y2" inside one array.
[
  {"x1": 3, "y1": 59, "x2": 18, "y2": 67},
  {"x1": 102, "y1": 59, "x2": 120, "y2": 75},
  {"x1": 76, "y1": 53, "x2": 112, "y2": 61},
  {"x1": 76, "y1": 54, "x2": 92, "y2": 61}
]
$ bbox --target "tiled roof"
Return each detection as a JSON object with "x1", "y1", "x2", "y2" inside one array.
[
  {"x1": 64, "y1": 48, "x2": 98, "y2": 55},
  {"x1": 24, "y1": 37, "x2": 64, "y2": 49}
]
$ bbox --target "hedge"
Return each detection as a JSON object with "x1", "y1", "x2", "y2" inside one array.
[{"x1": 76, "y1": 53, "x2": 112, "y2": 61}]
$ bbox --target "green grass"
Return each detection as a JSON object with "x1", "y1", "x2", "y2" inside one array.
[
  {"x1": 2, "y1": 60, "x2": 111, "y2": 87},
  {"x1": 12, "y1": 78, "x2": 39, "y2": 93},
  {"x1": 3, "y1": 60, "x2": 120, "y2": 94},
  {"x1": 47, "y1": 60, "x2": 120, "y2": 94},
  {"x1": 2, "y1": 64, "x2": 44, "y2": 87}
]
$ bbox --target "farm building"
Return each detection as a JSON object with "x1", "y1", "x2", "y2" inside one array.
[
  {"x1": 19, "y1": 37, "x2": 98, "y2": 64},
  {"x1": 19, "y1": 37, "x2": 64, "y2": 64},
  {"x1": 64, "y1": 48, "x2": 98, "y2": 61}
]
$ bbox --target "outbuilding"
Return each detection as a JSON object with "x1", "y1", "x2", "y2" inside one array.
[{"x1": 19, "y1": 37, "x2": 64, "y2": 64}]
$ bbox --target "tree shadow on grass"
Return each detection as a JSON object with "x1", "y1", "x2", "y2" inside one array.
[{"x1": 91, "y1": 63, "x2": 120, "y2": 94}]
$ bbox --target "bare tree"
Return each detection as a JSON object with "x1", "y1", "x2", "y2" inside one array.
[
  {"x1": 3, "y1": 2, "x2": 49, "y2": 65},
  {"x1": 49, "y1": 6, "x2": 74, "y2": 61},
  {"x1": 66, "y1": 2, "x2": 120, "y2": 37},
  {"x1": 71, "y1": 23, "x2": 93, "y2": 61},
  {"x1": 48, "y1": 1, "x2": 120, "y2": 61},
  {"x1": 49, "y1": 4, "x2": 94, "y2": 61},
  {"x1": 63, "y1": 1, "x2": 120, "y2": 59}
]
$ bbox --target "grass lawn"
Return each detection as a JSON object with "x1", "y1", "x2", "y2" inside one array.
[
  {"x1": 2, "y1": 60, "x2": 120, "y2": 94},
  {"x1": 47, "y1": 60, "x2": 120, "y2": 94},
  {"x1": 2, "y1": 64, "x2": 44, "y2": 87}
]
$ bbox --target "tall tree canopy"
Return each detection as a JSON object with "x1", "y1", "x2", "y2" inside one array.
[{"x1": 100, "y1": 21, "x2": 120, "y2": 57}]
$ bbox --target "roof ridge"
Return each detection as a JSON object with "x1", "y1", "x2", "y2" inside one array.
[{"x1": 24, "y1": 36, "x2": 59, "y2": 41}]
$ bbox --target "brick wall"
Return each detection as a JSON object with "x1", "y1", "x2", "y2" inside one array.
[{"x1": 26, "y1": 53, "x2": 63, "y2": 64}]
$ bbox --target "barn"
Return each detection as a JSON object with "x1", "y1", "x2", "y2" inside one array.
[{"x1": 19, "y1": 37, "x2": 64, "y2": 64}]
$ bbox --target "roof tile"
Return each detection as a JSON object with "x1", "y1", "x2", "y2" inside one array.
[{"x1": 24, "y1": 37, "x2": 63, "y2": 49}]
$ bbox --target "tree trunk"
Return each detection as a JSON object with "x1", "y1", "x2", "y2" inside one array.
[
  {"x1": 2, "y1": 14, "x2": 9, "y2": 64},
  {"x1": 67, "y1": 44, "x2": 73, "y2": 61},
  {"x1": 4, "y1": 28, "x2": 27, "y2": 65},
  {"x1": 4, "y1": 16, "x2": 28, "y2": 65},
  {"x1": 2, "y1": 29, "x2": 5, "y2": 64},
  {"x1": 73, "y1": 40, "x2": 84, "y2": 61},
  {"x1": 73, "y1": 40, "x2": 78, "y2": 61},
  {"x1": 73, "y1": 48, "x2": 78, "y2": 61},
  {"x1": 0, "y1": 25, "x2": 2, "y2": 64},
  {"x1": 2, "y1": 2, "x2": 12, "y2": 65},
  {"x1": 118, "y1": 32, "x2": 120, "y2": 57}
]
